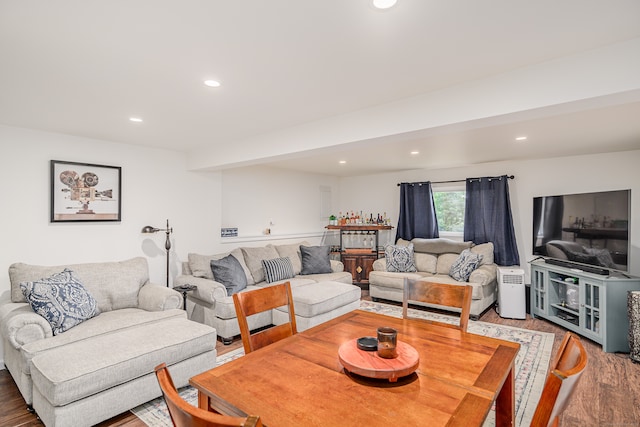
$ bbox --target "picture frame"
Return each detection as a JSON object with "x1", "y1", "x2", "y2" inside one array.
[{"x1": 50, "y1": 160, "x2": 121, "y2": 222}]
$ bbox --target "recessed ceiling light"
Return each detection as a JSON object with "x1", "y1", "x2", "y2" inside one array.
[
  {"x1": 339, "y1": 160, "x2": 347, "y2": 164},
  {"x1": 129, "y1": 117, "x2": 143, "y2": 123},
  {"x1": 204, "y1": 80, "x2": 221, "y2": 88},
  {"x1": 373, "y1": 0, "x2": 397, "y2": 9},
  {"x1": 410, "y1": 151, "x2": 419, "y2": 155},
  {"x1": 515, "y1": 136, "x2": 527, "y2": 141}
]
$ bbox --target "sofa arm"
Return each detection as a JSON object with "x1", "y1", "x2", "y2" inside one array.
[
  {"x1": 174, "y1": 275, "x2": 228, "y2": 304},
  {"x1": 469, "y1": 264, "x2": 498, "y2": 286},
  {"x1": 372, "y1": 258, "x2": 386, "y2": 271},
  {"x1": 138, "y1": 283, "x2": 182, "y2": 311},
  {"x1": 330, "y1": 259, "x2": 345, "y2": 273},
  {"x1": 0, "y1": 302, "x2": 53, "y2": 349}
]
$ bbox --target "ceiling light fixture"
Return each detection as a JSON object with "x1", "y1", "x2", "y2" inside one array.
[
  {"x1": 129, "y1": 117, "x2": 143, "y2": 123},
  {"x1": 410, "y1": 151, "x2": 419, "y2": 155},
  {"x1": 339, "y1": 160, "x2": 347, "y2": 164},
  {"x1": 515, "y1": 136, "x2": 527, "y2": 141},
  {"x1": 373, "y1": 0, "x2": 397, "y2": 9},
  {"x1": 204, "y1": 80, "x2": 221, "y2": 88}
]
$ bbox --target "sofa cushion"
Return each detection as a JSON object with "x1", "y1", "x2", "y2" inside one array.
[
  {"x1": 262, "y1": 257, "x2": 295, "y2": 283},
  {"x1": 9, "y1": 258, "x2": 148, "y2": 312},
  {"x1": 411, "y1": 238, "x2": 473, "y2": 255},
  {"x1": 21, "y1": 308, "x2": 186, "y2": 368},
  {"x1": 242, "y1": 246, "x2": 280, "y2": 284},
  {"x1": 471, "y1": 242, "x2": 494, "y2": 266},
  {"x1": 210, "y1": 255, "x2": 248, "y2": 295},
  {"x1": 20, "y1": 269, "x2": 100, "y2": 335},
  {"x1": 188, "y1": 249, "x2": 254, "y2": 285},
  {"x1": 274, "y1": 281, "x2": 361, "y2": 318},
  {"x1": 300, "y1": 245, "x2": 332, "y2": 275},
  {"x1": 385, "y1": 244, "x2": 417, "y2": 273},
  {"x1": 436, "y1": 253, "x2": 460, "y2": 275},
  {"x1": 449, "y1": 249, "x2": 483, "y2": 282},
  {"x1": 30, "y1": 316, "x2": 216, "y2": 407},
  {"x1": 272, "y1": 241, "x2": 309, "y2": 275},
  {"x1": 414, "y1": 253, "x2": 437, "y2": 274}
]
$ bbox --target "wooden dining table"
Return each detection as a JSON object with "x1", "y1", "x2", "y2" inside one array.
[{"x1": 190, "y1": 309, "x2": 520, "y2": 427}]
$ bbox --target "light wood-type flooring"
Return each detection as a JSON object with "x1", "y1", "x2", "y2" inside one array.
[{"x1": 2, "y1": 291, "x2": 639, "y2": 427}]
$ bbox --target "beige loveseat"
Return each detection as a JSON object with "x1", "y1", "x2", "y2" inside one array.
[
  {"x1": 0, "y1": 258, "x2": 217, "y2": 427},
  {"x1": 368, "y1": 238, "x2": 498, "y2": 319},
  {"x1": 175, "y1": 241, "x2": 361, "y2": 344}
]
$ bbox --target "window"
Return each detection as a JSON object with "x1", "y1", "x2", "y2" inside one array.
[{"x1": 433, "y1": 186, "x2": 465, "y2": 235}]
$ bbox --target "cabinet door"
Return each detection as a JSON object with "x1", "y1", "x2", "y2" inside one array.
[
  {"x1": 531, "y1": 266, "x2": 547, "y2": 315},
  {"x1": 341, "y1": 254, "x2": 376, "y2": 285},
  {"x1": 582, "y1": 280, "x2": 603, "y2": 340}
]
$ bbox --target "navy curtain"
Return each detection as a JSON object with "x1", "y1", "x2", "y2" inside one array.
[
  {"x1": 464, "y1": 175, "x2": 520, "y2": 266},
  {"x1": 396, "y1": 182, "x2": 439, "y2": 242}
]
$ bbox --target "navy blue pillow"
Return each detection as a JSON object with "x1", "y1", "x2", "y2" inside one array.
[{"x1": 210, "y1": 254, "x2": 248, "y2": 295}]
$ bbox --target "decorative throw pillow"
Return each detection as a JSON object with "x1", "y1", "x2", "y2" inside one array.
[
  {"x1": 449, "y1": 249, "x2": 483, "y2": 282},
  {"x1": 262, "y1": 257, "x2": 295, "y2": 283},
  {"x1": 300, "y1": 245, "x2": 332, "y2": 275},
  {"x1": 385, "y1": 243, "x2": 417, "y2": 273},
  {"x1": 210, "y1": 254, "x2": 248, "y2": 295},
  {"x1": 20, "y1": 269, "x2": 100, "y2": 335}
]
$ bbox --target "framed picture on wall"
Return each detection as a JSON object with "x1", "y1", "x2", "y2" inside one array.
[{"x1": 50, "y1": 160, "x2": 122, "y2": 222}]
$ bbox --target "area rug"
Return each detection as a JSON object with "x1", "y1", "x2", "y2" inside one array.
[{"x1": 132, "y1": 301, "x2": 554, "y2": 426}]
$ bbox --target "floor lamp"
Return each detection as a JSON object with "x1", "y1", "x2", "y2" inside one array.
[{"x1": 141, "y1": 219, "x2": 173, "y2": 287}]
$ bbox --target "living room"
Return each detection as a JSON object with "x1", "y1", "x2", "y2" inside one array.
[{"x1": 2, "y1": 1, "x2": 640, "y2": 426}]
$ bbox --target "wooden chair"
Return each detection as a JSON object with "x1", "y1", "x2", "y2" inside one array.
[
  {"x1": 233, "y1": 281, "x2": 297, "y2": 354},
  {"x1": 531, "y1": 332, "x2": 588, "y2": 427},
  {"x1": 402, "y1": 278, "x2": 472, "y2": 332},
  {"x1": 154, "y1": 363, "x2": 262, "y2": 427}
]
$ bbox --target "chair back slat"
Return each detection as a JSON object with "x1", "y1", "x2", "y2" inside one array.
[
  {"x1": 402, "y1": 278, "x2": 472, "y2": 332},
  {"x1": 233, "y1": 282, "x2": 297, "y2": 354}
]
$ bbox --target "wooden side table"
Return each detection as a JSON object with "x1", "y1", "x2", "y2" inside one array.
[{"x1": 173, "y1": 284, "x2": 197, "y2": 310}]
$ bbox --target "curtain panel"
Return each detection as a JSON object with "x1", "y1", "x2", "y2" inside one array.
[
  {"x1": 463, "y1": 175, "x2": 520, "y2": 266},
  {"x1": 396, "y1": 182, "x2": 439, "y2": 242}
]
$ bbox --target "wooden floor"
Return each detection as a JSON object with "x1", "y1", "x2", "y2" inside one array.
[{"x1": 2, "y1": 292, "x2": 639, "y2": 427}]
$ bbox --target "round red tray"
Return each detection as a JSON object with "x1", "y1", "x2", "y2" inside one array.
[{"x1": 338, "y1": 338, "x2": 419, "y2": 382}]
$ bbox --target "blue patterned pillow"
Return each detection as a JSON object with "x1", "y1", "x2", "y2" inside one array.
[
  {"x1": 385, "y1": 243, "x2": 417, "y2": 273},
  {"x1": 449, "y1": 249, "x2": 483, "y2": 282},
  {"x1": 262, "y1": 257, "x2": 295, "y2": 283},
  {"x1": 20, "y1": 269, "x2": 100, "y2": 335}
]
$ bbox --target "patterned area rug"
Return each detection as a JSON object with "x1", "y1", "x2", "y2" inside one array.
[{"x1": 132, "y1": 301, "x2": 554, "y2": 426}]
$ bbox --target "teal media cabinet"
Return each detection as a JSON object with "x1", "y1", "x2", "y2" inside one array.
[{"x1": 530, "y1": 260, "x2": 640, "y2": 352}]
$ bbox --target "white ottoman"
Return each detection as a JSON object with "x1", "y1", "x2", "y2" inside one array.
[{"x1": 273, "y1": 280, "x2": 361, "y2": 331}]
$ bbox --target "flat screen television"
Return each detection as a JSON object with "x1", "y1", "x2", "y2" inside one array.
[{"x1": 532, "y1": 189, "x2": 631, "y2": 274}]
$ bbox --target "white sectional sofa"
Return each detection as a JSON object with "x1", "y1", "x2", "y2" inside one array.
[
  {"x1": 368, "y1": 238, "x2": 498, "y2": 319},
  {"x1": 0, "y1": 258, "x2": 217, "y2": 427},
  {"x1": 175, "y1": 241, "x2": 361, "y2": 344}
]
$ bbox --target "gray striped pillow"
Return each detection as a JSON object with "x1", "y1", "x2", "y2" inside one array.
[{"x1": 262, "y1": 257, "x2": 295, "y2": 283}]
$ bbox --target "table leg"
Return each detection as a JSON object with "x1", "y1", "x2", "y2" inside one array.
[
  {"x1": 197, "y1": 391, "x2": 211, "y2": 411},
  {"x1": 495, "y1": 360, "x2": 515, "y2": 427}
]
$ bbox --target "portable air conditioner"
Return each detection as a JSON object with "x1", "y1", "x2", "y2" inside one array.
[{"x1": 497, "y1": 268, "x2": 526, "y2": 319}]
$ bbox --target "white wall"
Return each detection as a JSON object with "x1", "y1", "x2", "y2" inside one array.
[
  {"x1": 338, "y1": 150, "x2": 640, "y2": 279},
  {"x1": 219, "y1": 166, "x2": 340, "y2": 246}
]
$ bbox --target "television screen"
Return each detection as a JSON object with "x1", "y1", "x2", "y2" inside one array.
[{"x1": 532, "y1": 189, "x2": 630, "y2": 273}]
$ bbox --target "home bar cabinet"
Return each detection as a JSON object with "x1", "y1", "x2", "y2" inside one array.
[{"x1": 324, "y1": 225, "x2": 393, "y2": 288}]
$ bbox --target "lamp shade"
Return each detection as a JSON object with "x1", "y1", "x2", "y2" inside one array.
[{"x1": 141, "y1": 225, "x2": 159, "y2": 233}]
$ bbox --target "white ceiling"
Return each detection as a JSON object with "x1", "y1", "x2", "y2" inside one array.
[{"x1": 2, "y1": 0, "x2": 640, "y2": 176}]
